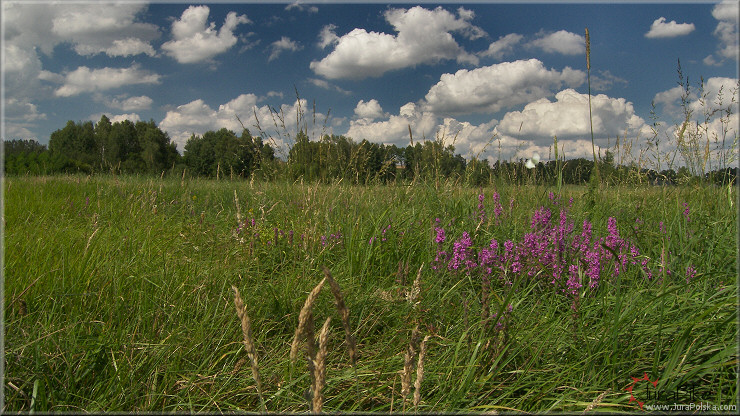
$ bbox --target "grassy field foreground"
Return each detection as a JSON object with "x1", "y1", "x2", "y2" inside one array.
[{"x1": 3, "y1": 175, "x2": 737, "y2": 412}]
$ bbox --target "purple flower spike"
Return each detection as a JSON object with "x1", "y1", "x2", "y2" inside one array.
[{"x1": 435, "y1": 226, "x2": 446, "y2": 244}]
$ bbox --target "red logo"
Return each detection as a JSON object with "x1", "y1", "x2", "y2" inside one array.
[{"x1": 626, "y1": 373, "x2": 659, "y2": 410}]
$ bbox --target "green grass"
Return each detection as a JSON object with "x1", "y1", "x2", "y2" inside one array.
[{"x1": 3, "y1": 175, "x2": 737, "y2": 412}]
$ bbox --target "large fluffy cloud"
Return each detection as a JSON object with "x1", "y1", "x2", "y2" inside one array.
[
  {"x1": 342, "y1": 87, "x2": 657, "y2": 163},
  {"x1": 653, "y1": 77, "x2": 739, "y2": 118},
  {"x1": 3, "y1": 3, "x2": 159, "y2": 97},
  {"x1": 528, "y1": 30, "x2": 585, "y2": 55},
  {"x1": 3, "y1": 98, "x2": 47, "y2": 140},
  {"x1": 3, "y1": 44, "x2": 47, "y2": 99},
  {"x1": 421, "y1": 59, "x2": 585, "y2": 115},
  {"x1": 161, "y1": 5, "x2": 250, "y2": 63},
  {"x1": 2, "y1": 2, "x2": 160, "y2": 139},
  {"x1": 52, "y1": 65, "x2": 161, "y2": 97},
  {"x1": 645, "y1": 17, "x2": 695, "y2": 38},
  {"x1": 354, "y1": 99, "x2": 386, "y2": 120},
  {"x1": 437, "y1": 117, "x2": 499, "y2": 159},
  {"x1": 159, "y1": 94, "x2": 321, "y2": 154},
  {"x1": 310, "y1": 6, "x2": 484, "y2": 79},
  {"x1": 704, "y1": 0, "x2": 739, "y2": 65},
  {"x1": 3, "y1": 2, "x2": 159, "y2": 57},
  {"x1": 652, "y1": 77, "x2": 739, "y2": 168},
  {"x1": 497, "y1": 89, "x2": 649, "y2": 145},
  {"x1": 345, "y1": 103, "x2": 437, "y2": 147}
]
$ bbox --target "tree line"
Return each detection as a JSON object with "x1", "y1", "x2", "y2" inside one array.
[{"x1": 3, "y1": 117, "x2": 737, "y2": 186}]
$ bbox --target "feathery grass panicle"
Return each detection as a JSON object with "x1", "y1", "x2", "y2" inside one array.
[
  {"x1": 84, "y1": 228, "x2": 99, "y2": 255},
  {"x1": 401, "y1": 325, "x2": 421, "y2": 399},
  {"x1": 322, "y1": 266, "x2": 357, "y2": 365},
  {"x1": 232, "y1": 285, "x2": 265, "y2": 410},
  {"x1": 582, "y1": 389, "x2": 610, "y2": 413},
  {"x1": 291, "y1": 277, "x2": 327, "y2": 363},
  {"x1": 312, "y1": 317, "x2": 331, "y2": 413},
  {"x1": 406, "y1": 263, "x2": 423, "y2": 307},
  {"x1": 413, "y1": 335, "x2": 432, "y2": 410}
]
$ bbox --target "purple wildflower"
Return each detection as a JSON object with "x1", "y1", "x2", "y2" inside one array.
[
  {"x1": 531, "y1": 206, "x2": 551, "y2": 230},
  {"x1": 683, "y1": 202, "x2": 691, "y2": 222},
  {"x1": 435, "y1": 226, "x2": 446, "y2": 244},
  {"x1": 449, "y1": 232, "x2": 474, "y2": 272},
  {"x1": 492, "y1": 192, "x2": 503, "y2": 221},
  {"x1": 685, "y1": 265, "x2": 696, "y2": 283}
]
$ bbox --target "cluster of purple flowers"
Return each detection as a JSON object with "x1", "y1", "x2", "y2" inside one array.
[
  {"x1": 433, "y1": 193, "x2": 657, "y2": 300},
  {"x1": 492, "y1": 192, "x2": 504, "y2": 223}
]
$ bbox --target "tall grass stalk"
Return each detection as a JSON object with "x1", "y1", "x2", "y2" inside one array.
[
  {"x1": 312, "y1": 317, "x2": 331, "y2": 413},
  {"x1": 232, "y1": 285, "x2": 266, "y2": 412}
]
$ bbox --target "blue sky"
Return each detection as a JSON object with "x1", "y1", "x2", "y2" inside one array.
[{"x1": 3, "y1": 1, "x2": 738, "y2": 165}]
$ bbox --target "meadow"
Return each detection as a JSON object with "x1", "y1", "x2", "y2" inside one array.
[{"x1": 2, "y1": 174, "x2": 737, "y2": 412}]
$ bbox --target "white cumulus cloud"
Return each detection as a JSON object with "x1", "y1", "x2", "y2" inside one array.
[
  {"x1": 3, "y1": 44, "x2": 51, "y2": 100},
  {"x1": 354, "y1": 99, "x2": 385, "y2": 120},
  {"x1": 645, "y1": 17, "x2": 695, "y2": 38},
  {"x1": 2, "y1": 2, "x2": 160, "y2": 57},
  {"x1": 162, "y1": 5, "x2": 250, "y2": 64},
  {"x1": 705, "y1": 1, "x2": 739, "y2": 65},
  {"x1": 655, "y1": 77, "x2": 739, "y2": 120},
  {"x1": 527, "y1": 30, "x2": 585, "y2": 55},
  {"x1": 345, "y1": 102, "x2": 437, "y2": 147},
  {"x1": 310, "y1": 6, "x2": 484, "y2": 79},
  {"x1": 652, "y1": 76, "x2": 739, "y2": 168},
  {"x1": 421, "y1": 59, "x2": 585, "y2": 115},
  {"x1": 160, "y1": 94, "x2": 318, "y2": 154},
  {"x1": 105, "y1": 38, "x2": 157, "y2": 57},
  {"x1": 104, "y1": 95, "x2": 154, "y2": 112},
  {"x1": 5, "y1": 97, "x2": 47, "y2": 141},
  {"x1": 497, "y1": 89, "x2": 649, "y2": 147},
  {"x1": 54, "y1": 65, "x2": 161, "y2": 97},
  {"x1": 437, "y1": 117, "x2": 499, "y2": 159}
]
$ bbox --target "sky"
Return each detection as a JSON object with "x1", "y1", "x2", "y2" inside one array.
[{"x1": 2, "y1": 0, "x2": 739, "y2": 166}]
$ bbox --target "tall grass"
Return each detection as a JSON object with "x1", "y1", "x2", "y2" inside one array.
[{"x1": 3, "y1": 174, "x2": 736, "y2": 412}]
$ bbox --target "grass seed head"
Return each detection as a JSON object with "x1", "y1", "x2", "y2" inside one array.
[
  {"x1": 583, "y1": 389, "x2": 610, "y2": 413},
  {"x1": 232, "y1": 285, "x2": 264, "y2": 405},
  {"x1": 401, "y1": 325, "x2": 421, "y2": 398},
  {"x1": 406, "y1": 263, "x2": 424, "y2": 307},
  {"x1": 322, "y1": 266, "x2": 357, "y2": 365},
  {"x1": 413, "y1": 335, "x2": 432, "y2": 410},
  {"x1": 312, "y1": 317, "x2": 331, "y2": 413},
  {"x1": 291, "y1": 277, "x2": 327, "y2": 363}
]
